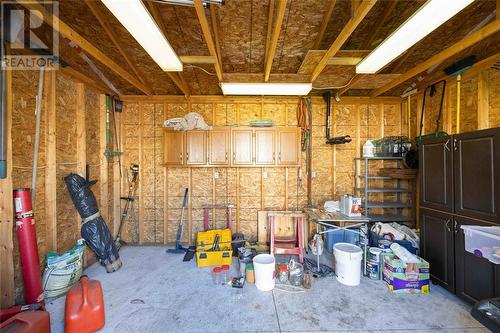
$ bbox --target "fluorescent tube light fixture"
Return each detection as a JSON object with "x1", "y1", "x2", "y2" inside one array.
[
  {"x1": 102, "y1": 0, "x2": 183, "y2": 71},
  {"x1": 220, "y1": 83, "x2": 312, "y2": 96},
  {"x1": 356, "y1": 0, "x2": 473, "y2": 74}
]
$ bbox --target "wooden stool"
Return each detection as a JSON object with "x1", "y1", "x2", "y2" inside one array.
[{"x1": 269, "y1": 213, "x2": 304, "y2": 263}]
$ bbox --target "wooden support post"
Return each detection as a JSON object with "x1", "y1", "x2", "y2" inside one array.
[
  {"x1": 164, "y1": 167, "x2": 168, "y2": 244},
  {"x1": 44, "y1": 70, "x2": 57, "y2": 251},
  {"x1": 477, "y1": 71, "x2": 489, "y2": 130},
  {"x1": 76, "y1": 83, "x2": 86, "y2": 245},
  {"x1": 112, "y1": 112, "x2": 121, "y2": 236},
  {"x1": 0, "y1": 63, "x2": 14, "y2": 308},
  {"x1": 138, "y1": 103, "x2": 144, "y2": 244},
  {"x1": 407, "y1": 96, "x2": 411, "y2": 138},
  {"x1": 236, "y1": 168, "x2": 240, "y2": 232},
  {"x1": 99, "y1": 95, "x2": 109, "y2": 226},
  {"x1": 445, "y1": 81, "x2": 453, "y2": 134},
  {"x1": 456, "y1": 75, "x2": 461, "y2": 134},
  {"x1": 188, "y1": 168, "x2": 193, "y2": 243}
]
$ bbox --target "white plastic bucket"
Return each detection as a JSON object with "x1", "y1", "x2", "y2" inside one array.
[
  {"x1": 253, "y1": 254, "x2": 275, "y2": 291},
  {"x1": 334, "y1": 243, "x2": 363, "y2": 286}
]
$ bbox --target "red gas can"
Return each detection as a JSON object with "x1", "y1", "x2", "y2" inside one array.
[
  {"x1": 65, "y1": 276, "x2": 105, "y2": 333},
  {"x1": 0, "y1": 310, "x2": 50, "y2": 333}
]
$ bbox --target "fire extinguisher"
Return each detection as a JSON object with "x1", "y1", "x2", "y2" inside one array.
[{"x1": 13, "y1": 188, "x2": 44, "y2": 305}]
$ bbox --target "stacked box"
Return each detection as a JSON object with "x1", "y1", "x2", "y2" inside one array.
[{"x1": 383, "y1": 253, "x2": 430, "y2": 294}]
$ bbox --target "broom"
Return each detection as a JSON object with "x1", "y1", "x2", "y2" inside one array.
[{"x1": 166, "y1": 188, "x2": 189, "y2": 254}]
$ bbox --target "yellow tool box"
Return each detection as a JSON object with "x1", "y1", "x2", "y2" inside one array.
[{"x1": 196, "y1": 229, "x2": 233, "y2": 268}]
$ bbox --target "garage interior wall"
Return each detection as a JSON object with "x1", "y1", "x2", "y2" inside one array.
[{"x1": 0, "y1": 65, "x2": 499, "y2": 307}]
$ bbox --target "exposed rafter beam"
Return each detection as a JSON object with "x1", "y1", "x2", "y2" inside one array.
[
  {"x1": 209, "y1": 5, "x2": 222, "y2": 64},
  {"x1": 20, "y1": 2, "x2": 151, "y2": 94},
  {"x1": 85, "y1": 0, "x2": 153, "y2": 95},
  {"x1": 60, "y1": 67, "x2": 114, "y2": 95},
  {"x1": 313, "y1": 0, "x2": 336, "y2": 50},
  {"x1": 194, "y1": 0, "x2": 223, "y2": 81},
  {"x1": 371, "y1": 20, "x2": 500, "y2": 97},
  {"x1": 310, "y1": 0, "x2": 377, "y2": 82},
  {"x1": 264, "y1": 0, "x2": 288, "y2": 82},
  {"x1": 180, "y1": 55, "x2": 217, "y2": 64},
  {"x1": 145, "y1": 2, "x2": 190, "y2": 96},
  {"x1": 265, "y1": 0, "x2": 276, "y2": 60},
  {"x1": 338, "y1": 74, "x2": 364, "y2": 96},
  {"x1": 364, "y1": 0, "x2": 397, "y2": 49}
]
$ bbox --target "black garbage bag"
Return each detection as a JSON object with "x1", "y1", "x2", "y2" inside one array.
[{"x1": 64, "y1": 173, "x2": 121, "y2": 273}]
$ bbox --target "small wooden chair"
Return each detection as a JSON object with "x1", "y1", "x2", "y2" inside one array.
[{"x1": 269, "y1": 212, "x2": 304, "y2": 263}]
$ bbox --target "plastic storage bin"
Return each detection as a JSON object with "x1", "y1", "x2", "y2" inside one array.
[
  {"x1": 324, "y1": 228, "x2": 359, "y2": 254},
  {"x1": 196, "y1": 229, "x2": 233, "y2": 267},
  {"x1": 369, "y1": 229, "x2": 418, "y2": 255},
  {"x1": 460, "y1": 225, "x2": 500, "y2": 264}
]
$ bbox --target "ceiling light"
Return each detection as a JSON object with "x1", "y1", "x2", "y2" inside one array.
[
  {"x1": 102, "y1": 0, "x2": 183, "y2": 71},
  {"x1": 220, "y1": 83, "x2": 312, "y2": 96},
  {"x1": 356, "y1": 0, "x2": 473, "y2": 74}
]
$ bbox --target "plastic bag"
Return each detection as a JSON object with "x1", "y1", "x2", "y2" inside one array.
[
  {"x1": 42, "y1": 239, "x2": 85, "y2": 299},
  {"x1": 309, "y1": 234, "x2": 323, "y2": 256},
  {"x1": 163, "y1": 112, "x2": 212, "y2": 131},
  {"x1": 64, "y1": 173, "x2": 121, "y2": 272}
]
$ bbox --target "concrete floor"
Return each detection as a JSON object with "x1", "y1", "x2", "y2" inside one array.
[{"x1": 46, "y1": 246, "x2": 488, "y2": 333}]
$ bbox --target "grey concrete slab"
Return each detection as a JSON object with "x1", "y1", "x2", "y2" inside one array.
[{"x1": 45, "y1": 246, "x2": 487, "y2": 333}]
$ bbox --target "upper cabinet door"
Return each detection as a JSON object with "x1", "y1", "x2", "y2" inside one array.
[
  {"x1": 255, "y1": 129, "x2": 275, "y2": 165},
  {"x1": 185, "y1": 131, "x2": 207, "y2": 165},
  {"x1": 209, "y1": 128, "x2": 230, "y2": 165},
  {"x1": 232, "y1": 129, "x2": 253, "y2": 165},
  {"x1": 164, "y1": 130, "x2": 184, "y2": 166},
  {"x1": 419, "y1": 135, "x2": 454, "y2": 212},
  {"x1": 277, "y1": 128, "x2": 300, "y2": 165},
  {"x1": 454, "y1": 128, "x2": 500, "y2": 224}
]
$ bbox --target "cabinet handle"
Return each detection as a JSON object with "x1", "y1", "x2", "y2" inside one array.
[
  {"x1": 186, "y1": 152, "x2": 189, "y2": 161},
  {"x1": 225, "y1": 152, "x2": 228, "y2": 161},
  {"x1": 454, "y1": 220, "x2": 459, "y2": 233},
  {"x1": 273, "y1": 152, "x2": 275, "y2": 161},
  {"x1": 278, "y1": 152, "x2": 281, "y2": 161},
  {"x1": 180, "y1": 153, "x2": 183, "y2": 161},
  {"x1": 445, "y1": 219, "x2": 451, "y2": 232},
  {"x1": 233, "y1": 152, "x2": 236, "y2": 161},
  {"x1": 453, "y1": 138, "x2": 458, "y2": 151},
  {"x1": 444, "y1": 139, "x2": 450, "y2": 152}
]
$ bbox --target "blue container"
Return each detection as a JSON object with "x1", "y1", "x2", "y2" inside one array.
[
  {"x1": 324, "y1": 228, "x2": 360, "y2": 254},
  {"x1": 369, "y1": 229, "x2": 418, "y2": 255}
]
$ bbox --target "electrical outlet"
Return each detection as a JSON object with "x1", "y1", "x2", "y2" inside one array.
[
  {"x1": 312, "y1": 170, "x2": 317, "y2": 178},
  {"x1": 263, "y1": 171, "x2": 268, "y2": 179},
  {"x1": 214, "y1": 171, "x2": 219, "y2": 179}
]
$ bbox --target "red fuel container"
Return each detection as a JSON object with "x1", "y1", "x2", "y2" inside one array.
[
  {"x1": 65, "y1": 276, "x2": 105, "y2": 333},
  {"x1": 0, "y1": 310, "x2": 50, "y2": 333}
]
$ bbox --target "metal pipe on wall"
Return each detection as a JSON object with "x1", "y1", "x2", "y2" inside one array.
[{"x1": 31, "y1": 66, "x2": 45, "y2": 206}]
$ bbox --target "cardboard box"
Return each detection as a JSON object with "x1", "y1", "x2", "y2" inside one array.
[{"x1": 383, "y1": 253, "x2": 430, "y2": 294}]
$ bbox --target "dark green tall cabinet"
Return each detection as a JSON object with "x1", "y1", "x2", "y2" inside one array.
[{"x1": 419, "y1": 127, "x2": 500, "y2": 304}]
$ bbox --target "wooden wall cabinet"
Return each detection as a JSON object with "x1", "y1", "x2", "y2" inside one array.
[{"x1": 164, "y1": 126, "x2": 300, "y2": 167}]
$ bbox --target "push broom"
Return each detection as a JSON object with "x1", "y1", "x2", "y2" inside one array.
[{"x1": 166, "y1": 188, "x2": 189, "y2": 254}]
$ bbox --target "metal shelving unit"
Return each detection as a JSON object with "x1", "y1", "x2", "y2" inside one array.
[{"x1": 354, "y1": 156, "x2": 416, "y2": 225}]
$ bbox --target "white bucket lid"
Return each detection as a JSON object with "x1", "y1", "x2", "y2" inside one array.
[
  {"x1": 369, "y1": 247, "x2": 383, "y2": 255},
  {"x1": 253, "y1": 254, "x2": 275, "y2": 265},
  {"x1": 334, "y1": 243, "x2": 363, "y2": 261}
]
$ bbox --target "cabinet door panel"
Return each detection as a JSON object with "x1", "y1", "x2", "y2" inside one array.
[
  {"x1": 255, "y1": 130, "x2": 275, "y2": 165},
  {"x1": 209, "y1": 129, "x2": 229, "y2": 165},
  {"x1": 455, "y1": 216, "x2": 499, "y2": 304},
  {"x1": 186, "y1": 131, "x2": 207, "y2": 165},
  {"x1": 419, "y1": 136, "x2": 453, "y2": 212},
  {"x1": 232, "y1": 130, "x2": 253, "y2": 165},
  {"x1": 164, "y1": 131, "x2": 184, "y2": 166},
  {"x1": 419, "y1": 208, "x2": 455, "y2": 292},
  {"x1": 454, "y1": 128, "x2": 500, "y2": 224},
  {"x1": 278, "y1": 129, "x2": 300, "y2": 165}
]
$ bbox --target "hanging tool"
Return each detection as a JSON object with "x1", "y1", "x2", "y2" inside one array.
[
  {"x1": 166, "y1": 188, "x2": 189, "y2": 254},
  {"x1": 104, "y1": 95, "x2": 123, "y2": 158},
  {"x1": 114, "y1": 164, "x2": 139, "y2": 250}
]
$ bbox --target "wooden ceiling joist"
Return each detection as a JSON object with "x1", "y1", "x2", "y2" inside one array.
[
  {"x1": 146, "y1": 2, "x2": 190, "y2": 96},
  {"x1": 371, "y1": 20, "x2": 500, "y2": 97},
  {"x1": 209, "y1": 5, "x2": 222, "y2": 64},
  {"x1": 84, "y1": 0, "x2": 153, "y2": 95},
  {"x1": 264, "y1": 0, "x2": 288, "y2": 82},
  {"x1": 20, "y1": 2, "x2": 151, "y2": 95},
  {"x1": 194, "y1": 0, "x2": 223, "y2": 81},
  {"x1": 313, "y1": 0, "x2": 336, "y2": 50},
  {"x1": 310, "y1": 0, "x2": 377, "y2": 82},
  {"x1": 265, "y1": 0, "x2": 276, "y2": 60},
  {"x1": 180, "y1": 55, "x2": 217, "y2": 64}
]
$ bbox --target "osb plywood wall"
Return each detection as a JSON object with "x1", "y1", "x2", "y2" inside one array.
[
  {"x1": 119, "y1": 96, "x2": 403, "y2": 245},
  {"x1": 6, "y1": 70, "x2": 110, "y2": 304},
  {"x1": 403, "y1": 68, "x2": 500, "y2": 137}
]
